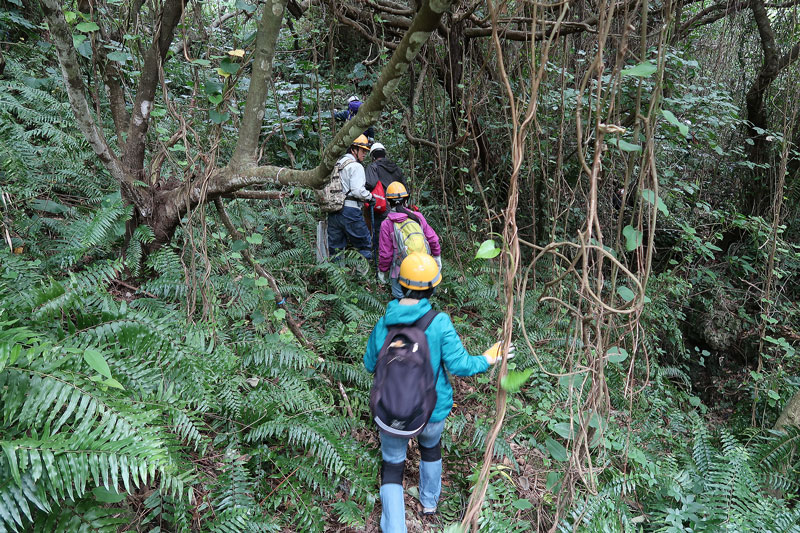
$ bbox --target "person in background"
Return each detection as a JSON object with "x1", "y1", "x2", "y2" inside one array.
[
  {"x1": 328, "y1": 134, "x2": 374, "y2": 263},
  {"x1": 364, "y1": 253, "x2": 514, "y2": 532},
  {"x1": 334, "y1": 95, "x2": 375, "y2": 140},
  {"x1": 365, "y1": 142, "x2": 406, "y2": 258}
]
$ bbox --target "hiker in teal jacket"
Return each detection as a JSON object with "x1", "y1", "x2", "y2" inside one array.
[{"x1": 364, "y1": 253, "x2": 513, "y2": 532}]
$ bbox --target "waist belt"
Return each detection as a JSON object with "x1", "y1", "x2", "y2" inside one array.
[{"x1": 343, "y1": 197, "x2": 363, "y2": 208}]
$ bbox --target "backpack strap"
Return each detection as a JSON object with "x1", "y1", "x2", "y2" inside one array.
[{"x1": 413, "y1": 309, "x2": 443, "y2": 385}]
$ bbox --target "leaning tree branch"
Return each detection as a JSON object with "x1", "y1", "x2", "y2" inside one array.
[{"x1": 40, "y1": 0, "x2": 127, "y2": 183}]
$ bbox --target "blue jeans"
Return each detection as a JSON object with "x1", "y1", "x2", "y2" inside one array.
[
  {"x1": 328, "y1": 206, "x2": 372, "y2": 259},
  {"x1": 379, "y1": 420, "x2": 445, "y2": 533}
]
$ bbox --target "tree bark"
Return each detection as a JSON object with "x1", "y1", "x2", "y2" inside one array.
[{"x1": 745, "y1": 0, "x2": 800, "y2": 213}]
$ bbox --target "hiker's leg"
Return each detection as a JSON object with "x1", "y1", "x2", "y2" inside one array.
[
  {"x1": 390, "y1": 277, "x2": 404, "y2": 299},
  {"x1": 380, "y1": 432, "x2": 409, "y2": 533},
  {"x1": 417, "y1": 420, "x2": 445, "y2": 511},
  {"x1": 341, "y1": 206, "x2": 372, "y2": 260},
  {"x1": 327, "y1": 211, "x2": 347, "y2": 259}
]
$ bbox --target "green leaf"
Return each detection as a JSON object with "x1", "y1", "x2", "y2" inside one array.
[
  {"x1": 208, "y1": 93, "x2": 223, "y2": 105},
  {"x1": 1, "y1": 443, "x2": 21, "y2": 487},
  {"x1": 608, "y1": 137, "x2": 642, "y2": 152},
  {"x1": 642, "y1": 189, "x2": 668, "y2": 215},
  {"x1": 273, "y1": 309, "x2": 287, "y2": 321},
  {"x1": 689, "y1": 396, "x2": 701, "y2": 407},
  {"x1": 72, "y1": 34, "x2": 87, "y2": 48},
  {"x1": 106, "y1": 51, "x2": 129, "y2": 63},
  {"x1": 501, "y1": 368, "x2": 533, "y2": 393},
  {"x1": 92, "y1": 486, "x2": 126, "y2": 503},
  {"x1": 622, "y1": 225, "x2": 643, "y2": 251},
  {"x1": 475, "y1": 239, "x2": 501, "y2": 259},
  {"x1": 553, "y1": 422, "x2": 574, "y2": 440},
  {"x1": 511, "y1": 498, "x2": 534, "y2": 510},
  {"x1": 191, "y1": 58, "x2": 212, "y2": 67},
  {"x1": 103, "y1": 378, "x2": 125, "y2": 390},
  {"x1": 83, "y1": 349, "x2": 112, "y2": 379},
  {"x1": 246, "y1": 233, "x2": 263, "y2": 245},
  {"x1": 219, "y1": 58, "x2": 239, "y2": 75},
  {"x1": 606, "y1": 346, "x2": 629, "y2": 363},
  {"x1": 209, "y1": 109, "x2": 230, "y2": 124},
  {"x1": 616, "y1": 286, "x2": 635, "y2": 303},
  {"x1": 254, "y1": 277, "x2": 270, "y2": 287},
  {"x1": 621, "y1": 61, "x2": 657, "y2": 77},
  {"x1": 545, "y1": 438, "x2": 568, "y2": 462},
  {"x1": 661, "y1": 109, "x2": 689, "y2": 137},
  {"x1": 546, "y1": 471, "x2": 562, "y2": 491},
  {"x1": 76, "y1": 21, "x2": 100, "y2": 32}
]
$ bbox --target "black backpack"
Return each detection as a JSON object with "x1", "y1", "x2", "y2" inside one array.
[{"x1": 369, "y1": 309, "x2": 440, "y2": 438}]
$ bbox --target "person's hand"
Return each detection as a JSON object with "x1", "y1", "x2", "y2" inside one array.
[
  {"x1": 483, "y1": 341, "x2": 515, "y2": 364},
  {"x1": 377, "y1": 271, "x2": 387, "y2": 284},
  {"x1": 433, "y1": 256, "x2": 442, "y2": 269}
]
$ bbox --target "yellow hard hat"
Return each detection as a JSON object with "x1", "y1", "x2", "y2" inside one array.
[
  {"x1": 351, "y1": 134, "x2": 371, "y2": 150},
  {"x1": 385, "y1": 181, "x2": 409, "y2": 200},
  {"x1": 398, "y1": 253, "x2": 441, "y2": 290}
]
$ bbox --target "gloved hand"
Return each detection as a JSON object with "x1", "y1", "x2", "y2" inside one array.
[
  {"x1": 433, "y1": 256, "x2": 442, "y2": 269},
  {"x1": 483, "y1": 341, "x2": 515, "y2": 365},
  {"x1": 377, "y1": 271, "x2": 387, "y2": 284}
]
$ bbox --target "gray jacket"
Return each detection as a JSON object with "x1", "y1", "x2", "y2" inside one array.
[{"x1": 338, "y1": 154, "x2": 373, "y2": 208}]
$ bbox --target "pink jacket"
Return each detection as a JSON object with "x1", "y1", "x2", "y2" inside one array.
[{"x1": 378, "y1": 210, "x2": 442, "y2": 277}]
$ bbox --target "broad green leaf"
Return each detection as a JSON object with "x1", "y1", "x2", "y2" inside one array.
[
  {"x1": 545, "y1": 438, "x2": 568, "y2": 462},
  {"x1": 606, "y1": 346, "x2": 629, "y2": 363},
  {"x1": 191, "y1": 58, "x2": 212, "y2": 67},
  {"x1": 106, "y1": 51, "x2": 128, "y2": 62},
  {"x1": 83, "y1": 349, "x2": 112, "y2": 379},
  {"x1": 501, "y1": 368, "x2": 533, "y2": 393},
  {"x1": 553, "y1": 422, "x2": 574, "y2": 440},
  {"x1": 273, "y1": 309, "x2": 286, "y2": 321},
  {"x1": 641, "y1": 189, "x2": 669, "y2": 215},
  {"x1": 546, "y1": 471, "x2": 562, "y2": 490},
  {"x1": 219, "y1": 58, "x2": 239, "y2": 75},
  {"x1": 616, "y1": 286, "x2": 635, "y2": 303},
  {"x1": 512, "y1": 498, "x2": 534, "y2": 510},
  {"x1": 72, "y1": 34, "x2": 87, "y2": 48},
  {"x1": 76, "y1": 21, "x2": 100, "y2": 32},
  {"x1": 661, "y1": 109, "x2": 689, "y2": 137},
  {"x1": 608, "y1": 137, "x2": 642, "y2": 152},
  {"x1": 209, "y1": 109, "x2": 230, "y2": 124},
  {"x1": 254, "y1": 277, "x2": 270, "y2": 287},
  {"x1": 92, "y1": 486, "x2": 126, "y2": 503},
  {"x1": 103, "y1": 378, "x2": 125, "y2": 390},
  {"x1": 622, "y1": 225, "x2": 643, "y2": 251},
  {"x1": 63, "y1": 11, "x2": 77, "y2": 23},
  {"x1": 475, "y1": 239, "x2": 501, "y2": 259},
  {"x1": 208, "y1": 94, "x2": 223, "y2": 105},
  {"x1": 246, "y1": 233, "x2": 262, "y2": 245},
  {"x1": 621, "y1": 61, "x2": 657, "y2": 77}
]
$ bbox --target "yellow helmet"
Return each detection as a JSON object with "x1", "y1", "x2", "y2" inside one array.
[
  {"x1": 398, "y1": 253, "x2": 441, "y2": 290},
  {"x1": 351, "y1": 134, "x2": 371, "y2": 150},
  {"x1": 385, "y1": 181, "x2": 409, "y2": 200}
]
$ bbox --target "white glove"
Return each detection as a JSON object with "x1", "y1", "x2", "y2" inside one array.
[
  {"x1": 483, "y1": 341, "x2": 515, "y2": 365},
  {"x1": 433, "y1": 256, "x2": 442, "y2": 269},
  {"x1": 377, "y1": 271, "x2": 387, "y2": 284}
]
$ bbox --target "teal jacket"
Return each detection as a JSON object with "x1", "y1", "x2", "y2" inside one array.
[{"x1": 364, "y1": 299, "x2": 490, "y2": 423}]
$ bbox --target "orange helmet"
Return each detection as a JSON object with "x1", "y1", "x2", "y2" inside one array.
[
  {"x1": 385, "y1": 181, "x2": 409, "y2": 200},
  {"x1": 398, "y1": 253, "x2": 441, "y2": 290},
  {"x1": 351, "y1": 134, "x2": 371, "y2": 150}
]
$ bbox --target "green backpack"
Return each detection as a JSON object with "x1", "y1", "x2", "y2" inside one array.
[{"x1": 392, "y1": 214, "x2": 430, "y2": 266}]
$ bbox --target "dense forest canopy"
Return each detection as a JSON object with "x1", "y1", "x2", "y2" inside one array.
[{"x1": 0, "y1": 0, "x2": 799, "y2": 531}]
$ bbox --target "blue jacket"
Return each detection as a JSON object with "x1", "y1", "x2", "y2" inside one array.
[{"x1": 364, "y1": 299, "x2": 490, "y2": 423}]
